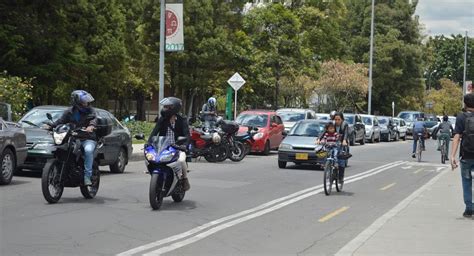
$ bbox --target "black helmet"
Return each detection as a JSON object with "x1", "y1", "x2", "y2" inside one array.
[
  {"x1": 71, "y1": 90, "x2": 94, "y2": 108},
  {"x1": 329, "y1": 110, "x2": 337, "y2": 120},
  {"x1": 443, "y1": 115, "x2": 448, "y2": 122},
  {"x1": 160, "y1": 97, "x2": 182, "y2": 118}
]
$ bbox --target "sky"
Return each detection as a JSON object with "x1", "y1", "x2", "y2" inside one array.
[{"x1": 415, "y1": 0, "x2": 474, "y2": 37}]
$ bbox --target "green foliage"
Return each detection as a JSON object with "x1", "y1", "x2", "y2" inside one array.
[
  {"x1": 0, "y1": 72, "x2": 33, "y2": 120},
  {"x1": 425, "y1": 79, "x2": 463, "y2": 115},
  {"x1": 123, "y1": 121, "x2": 155, "y2": 143}
]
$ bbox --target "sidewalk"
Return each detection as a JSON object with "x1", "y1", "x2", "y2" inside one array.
[
  {"x1": 338, "y1": 168, "x2": 474, "y2": 256},
  {"x1": 130, "y1": 144, "x2": 144, "y2": 161}
]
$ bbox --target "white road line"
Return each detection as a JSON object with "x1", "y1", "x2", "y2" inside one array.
[
  {"x1": 335, "y1": 166, "x2": 448, "y2": 256},
  {"x1": 118, "y1": 161, "x2": 406, "y2": 256}
]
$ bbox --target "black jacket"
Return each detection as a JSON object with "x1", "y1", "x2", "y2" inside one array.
[
  {"x1": 52, "y1": 106, "x2": 98, "y2": 140},
  {"x1": 148, "y1": 115, "x2": 190, "y2": 144}
]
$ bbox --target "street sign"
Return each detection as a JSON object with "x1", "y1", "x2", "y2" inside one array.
[
  {"x1": 425, "y1": 101, "x2": 434, "y2": 109},
  {"x1": 227, "y1": 72, "x2": 246, "y2": 119},
  {"x1": 166, "y1": 4, "x2": 184, "y2": 52},
  {"x1": 227, "y1": 72, "x2": 246, "y2": 91}
]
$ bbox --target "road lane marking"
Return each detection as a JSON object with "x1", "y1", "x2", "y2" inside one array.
[
  {"x1": 117, "y1": 161, "x2": 406, "y2": 256},
  {"x1": 413, "y1": 168, "x2": 423, "y2": 174},
  {"x1": 318, "y1": 207, "x2": 350, "y2": 223},
  {"x1": 380, "y1": 183, "x2": 396, "y2": 191},
  {"x1": 401, "y1": 166, "x2": 412, "y2": 169},
  {"x1": 335, "y1": 167, "x2": 448, "y2": 256}
]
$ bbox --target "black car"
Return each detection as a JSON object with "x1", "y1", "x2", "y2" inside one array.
[
  {"x1": 378, "y1": 116, "x2": 398, "y2": 142},
  {"x1": 344, "y1": 113, "x2": 366, "y2": 145},
  {"x1": 18, "y1": 106, "x2": 132, "y2": 173}
]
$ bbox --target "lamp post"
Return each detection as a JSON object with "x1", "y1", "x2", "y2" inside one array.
[{"x1": 368, "y1": 0, "x2": 375, "y2": 115}]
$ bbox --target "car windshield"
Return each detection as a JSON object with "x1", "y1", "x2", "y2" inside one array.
[
  {"x1": 289, "y1": 122, "x2": 325, "y2": 137},
  {"x1": 378, "y1": 118, "x2": 389, "y2": 125},
  {"x1": 345, "y1": 115, "x2": 355, "y2": 124},
  {"x1": 362, "y1": 117, "x2": 373, "y2": 125},
  {"x1": 236, "y1": 114, "x2": 268, "y2": 128},
  {"x1": 278, "y1": 112, "x2": 305, "y2": 122},
  {"x1": 20, "y1": 109, "x2": 64, "y2": 127},
  {"x1": 398, "y1": 112, "x2": 422, "y2": 122}
]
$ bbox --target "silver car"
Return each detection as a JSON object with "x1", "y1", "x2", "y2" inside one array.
[
  {"x1": 0, "y1": 118, "x2": 27, "y2": 185},
  {"x1": 361, "y1": 114, "x2": 381, "y2": 143},
  {"x1": 278, "y1": 120, "x2": 328, "y2": 168},
  {"x1": 276, "y1": 108, "x2": 316, "y2": 132},
  {"x1": 393, "y1": 117, "x2": 408, "y2": 141}
]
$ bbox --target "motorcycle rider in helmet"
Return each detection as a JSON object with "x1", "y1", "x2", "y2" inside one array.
[
  {"x1": 148, "y1": 97, "x2": 191, "y2": 191},
  {"x1": 45, "y1": 90, "x2": 98, "y2": 186},
  {"x1": 201, "y1": 97, "x2": 218, "y2": 130}
]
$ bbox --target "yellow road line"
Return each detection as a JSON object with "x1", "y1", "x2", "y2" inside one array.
[
  {"x1": 318, "y1": 206, "x2": 350, "y2": 223},
  {"x1": 380, "y1": 182, "x2": 396, "y2": 191},
  {"x1": 413, "y1": 168, "x2": 424, "y2": 174}
]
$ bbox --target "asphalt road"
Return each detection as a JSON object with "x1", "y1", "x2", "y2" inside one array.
[{"x1": 1, "y1": 139, "x2": 449, "y2": 256}]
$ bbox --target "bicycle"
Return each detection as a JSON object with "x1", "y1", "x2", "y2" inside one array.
[
  {"x1": 415, "y1": 132, "x2": 424, "y2": 162},
  {"x1": 438, "y1": 134, "x2": 450, "y2": 164},
  {"x1": 319, "y1": 144, "x2": 343, "y2": 196}
]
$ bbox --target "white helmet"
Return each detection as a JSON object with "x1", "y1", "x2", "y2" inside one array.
[
  {"x1": 208, "y1": 97, "x2": 217, "y2": 107},
  {"x1": 212, "y1": 132, "x2": 221, "y2": 144}
]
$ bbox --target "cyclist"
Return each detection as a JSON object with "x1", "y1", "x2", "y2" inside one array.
[
  {"x1": 412, "y1": 117, "x2": 427, "y2": 158},
  {"x1": 433, "y1": 115, "x2": 454, "y2": 159}
]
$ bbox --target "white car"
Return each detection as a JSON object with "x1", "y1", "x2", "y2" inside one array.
[
  {"x1": 316, "y1": 113, "x2": 330, "y2": 121},
  {"x1": 393, "y1": 117, "x2": 408, "y2": 141},
  {"x1": 361, "y1": 114, "x2": 381, "y2": 143},
  {"x1": 276, "y1": 108, "x2": 316, "y2": 132}
]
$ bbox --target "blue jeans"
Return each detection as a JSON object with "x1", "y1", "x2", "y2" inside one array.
[
  {"x1": 460, "y1": 159, "x2": 474, "y2": 211},
  {"x1": 412, "y1": 130, "x2": 425, "y2": 154},
  {"x1": 81, "y1": 140, "x2": 97, "y2": 178}
]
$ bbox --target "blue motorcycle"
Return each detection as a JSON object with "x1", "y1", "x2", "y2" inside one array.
[{"x1": 135, "y1": 135, "x2": 188, "y2": 210}]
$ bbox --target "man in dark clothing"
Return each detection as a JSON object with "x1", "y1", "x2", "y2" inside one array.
[
  {"x1": 47, "y1": 90, "x2": 97, "y2": 185},
  {"x1": 148, "y1": 97, "x2": 191, "y2": 191},
  {"x1": 451, "y1": 93, "x2": 474, "y2": 218},
  {"x1": 201, "y1": 97, "x2": 217, "y2": 129},
  {"x1": 432, "y1": 115, "x2": 454, "y2": 158}
]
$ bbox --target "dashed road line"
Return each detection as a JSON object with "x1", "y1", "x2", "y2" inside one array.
[{"x1": 318, "y1": 207, "x2": 350, "y2": 223}]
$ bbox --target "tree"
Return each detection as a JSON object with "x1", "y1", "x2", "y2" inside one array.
[
  {"x1": 315, "y1": 60, "x2": 368, "y2": 112},
  {"x1": 424, "y1": 78, "x2": 462, "y2": 115},
  {"x1": 0, "y1": 72, "x2": 33, "y2": 120}
]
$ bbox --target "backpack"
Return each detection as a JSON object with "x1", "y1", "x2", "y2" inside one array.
[{"x1": 462, "y1": 112, "x2": 474, "y2": 153}]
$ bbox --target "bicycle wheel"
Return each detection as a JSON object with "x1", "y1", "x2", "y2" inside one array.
[
  {"x1": 440, "y1": 141, "x2": 446, "y2": 164},
  {"x1": 335, "y1": 167, "x2": 343, "y2": 192},
  {"x1": 323, "y1": 162, "x2": 333, "y2": 196},
  {"x1": 417, "y1": 142, "x2": 422, "y2": 162}
]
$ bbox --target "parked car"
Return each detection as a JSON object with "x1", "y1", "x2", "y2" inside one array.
[
  {"x1": 276, "y1": 108, "x2": 316, "y2": 132},
  {"x1": 316, "y1": 113, "x2": 330, "y2": 120},
  {"x1": 393, "y1": 117, "x2": 408, "y2": 141},
  {"x1": 424, "y1": 114, "x2": 440, "y2": 136},
  {"x1": 0, "y1": 118, "x2": 27, "y2": 185},
  {"x1": 377, "y1": 116, "x2": 398, "y2": 142},
  {"x1": 278, "y1": 120, "x2": 328, "y2": 168},
  {"x1": 361, "y1": 114, "x2": 381, "y2": 143},
  {"x1": 344, "y1": 113, "x2": 366, "y2": 145},
  {"x1": 397, "y1": 111, "x2": 424, "y2": 136},
  {"x1": 236, "y1": 110, "x2": 285, "y2": 155},
  {"x1": 18, "y1": 106, "x2": 132, "y2": 173}
]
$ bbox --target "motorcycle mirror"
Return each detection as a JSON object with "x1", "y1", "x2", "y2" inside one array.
[
  {"x1": 135, "y1": 133, "x2": 145, "y2": 140},
  {"x1": 176, "y1": 136, "x2": 187, "y2": 144},
  {"x1": 46, "y1": 113, "x2": 53, "y2": 121}
]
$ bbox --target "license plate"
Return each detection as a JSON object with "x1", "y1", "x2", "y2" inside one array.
[{"x1": 295, "y1": 153, "x2": 308, "y2": 160}]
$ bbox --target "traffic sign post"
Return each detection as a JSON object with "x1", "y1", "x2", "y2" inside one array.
[{"x1": 227, "y1": 72, "x2": 246, "y2": 120}]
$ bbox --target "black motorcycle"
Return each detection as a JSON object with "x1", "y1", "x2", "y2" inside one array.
[
  {"x1": 41, "y1": 113, "x2": 111, "y2": 204},
  {"x1": 235, "y1": 126, "x2": 259, "y2": 156},
  {"x1": 218, "y1": 120, "x2": 246, "y2": 162}
]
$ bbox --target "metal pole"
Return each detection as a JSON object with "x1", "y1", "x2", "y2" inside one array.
[
  {"x1": 234, "y1": 90, "x2": 238, "y2": 120},
  {"x1": 368, "y1": 0, "x2": 375, "y2": 115},
  {"x1": 158, "y1": 0, "x2": 166, "y2": 116},
  {"x1": 463, "y1": 31, "x2": 468, "y2": 96}
]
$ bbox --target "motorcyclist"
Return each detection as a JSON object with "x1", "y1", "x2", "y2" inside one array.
[
  {"x1": 46, "y1": 90, "x2": 97, "y2": 186},
  {"x1": 148, "y1": 97, "x2": 191, "y2": 191},
  {"x1": 412, "y1": 117, "x2": 427, "y2": 158},
  {"x1": 201, "y1": 97, "x2": 218, "y2": 130},
  {"x1": 432, "y1": 115, "x2": 454, "y2": 159}
]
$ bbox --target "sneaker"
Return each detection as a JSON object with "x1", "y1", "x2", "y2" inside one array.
[
  {"x1": 183, "y1": 178, "x2": 190, "y2": 191},
  {"x1": 411, "y1": 153, "x2": 416, "y2": 158},
  {"x1": 463, "y1": 209, "x2": 472, "y2": 218},
  {"x1": 84, "y1": 176, "x2": 92, "y2": 186}
]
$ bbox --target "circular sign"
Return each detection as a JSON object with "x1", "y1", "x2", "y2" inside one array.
[{"x1": 166, "y1": 10, "x2": 179, "y2": 37}]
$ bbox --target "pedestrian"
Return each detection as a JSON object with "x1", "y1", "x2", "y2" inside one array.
[{"x1": 450, "y1": 93, "x2": 474, "y2": 218}]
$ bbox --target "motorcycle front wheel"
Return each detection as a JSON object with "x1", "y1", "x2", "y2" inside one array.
[
  {"x1": 41, "y1": 159, "x2": 64, "y2": 204},
  {"x1": 149, "y1": 173, "x2": 164, "y2": 210},
  {"x1": 80, "y1": 163, "x2": 100, "y2": 199}
]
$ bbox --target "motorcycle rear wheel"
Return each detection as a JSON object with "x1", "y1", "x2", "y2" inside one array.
[{"x1": 171, "y1": 180, "x2": 186, "y2": 202}]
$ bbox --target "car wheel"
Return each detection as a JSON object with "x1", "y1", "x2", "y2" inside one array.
[
  {"x1": 110, "y1": 147, "x2": 127, "y2": 173},
  {"x1": 402, "y1": 134, "x2": 407, "y2": 141},
  {"x1": 360, "y1": 133, "x2": 366, "y2": 145},
  {"x1": 350, "y1": 133, "x2": 355, "y2": 146},
  {"x1": 0, "y1": 148, "x2": 15, "y2": 185},
  {"x1": 263, "y1": 141, "x2": 271, "y2": 156},
  {"x1": 370, "y1": 134, "x2": 375, "y2": 143},
  {"x1": 395, "y1": 132, "x2": 399, "y2": 141},
  {"x1": 278, "y1": 161, "x2": 287, "y2": 169}
]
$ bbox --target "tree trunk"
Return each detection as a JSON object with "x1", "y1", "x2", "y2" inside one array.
[{"x1": 135, "y1": 90, "x2": 146, "y2": 121}]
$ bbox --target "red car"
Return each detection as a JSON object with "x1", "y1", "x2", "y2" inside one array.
[{"x1": 236, "y1": 110, "x2": 285, "y2": 155}]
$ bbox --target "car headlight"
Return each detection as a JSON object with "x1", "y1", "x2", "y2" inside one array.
[
  {"x1": 279, "y1": 143, "x2": 292, "y2": 150},
  {"x1": 33, "y1": 142, "x2": 54, "y2": 149},
  {"x1": 53, "y1": 132, "x2": 67, "y2": 145},
  {"x1": 253, "y1": 132, "x2": 264, "y2": 140},
  {"x1": 159, "y1": 152, "x2": 175, "y2": 162}
]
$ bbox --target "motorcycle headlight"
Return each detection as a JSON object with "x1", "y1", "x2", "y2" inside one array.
[
  {"x1": 145, "y1": 153, "x2": 155, "y2": 161},
  {"x1": 159, "y1": 152, "x2": 175, "y2": 162},
  {"x1": 279, "y1": 143, "x2": 292, "y2": 150},
  {"x1": 253, "y1": 132, "x2": 264, "y2": 140},
  {"x1": 53, "y1": 132, "x2": 67, "y2": 145}
]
